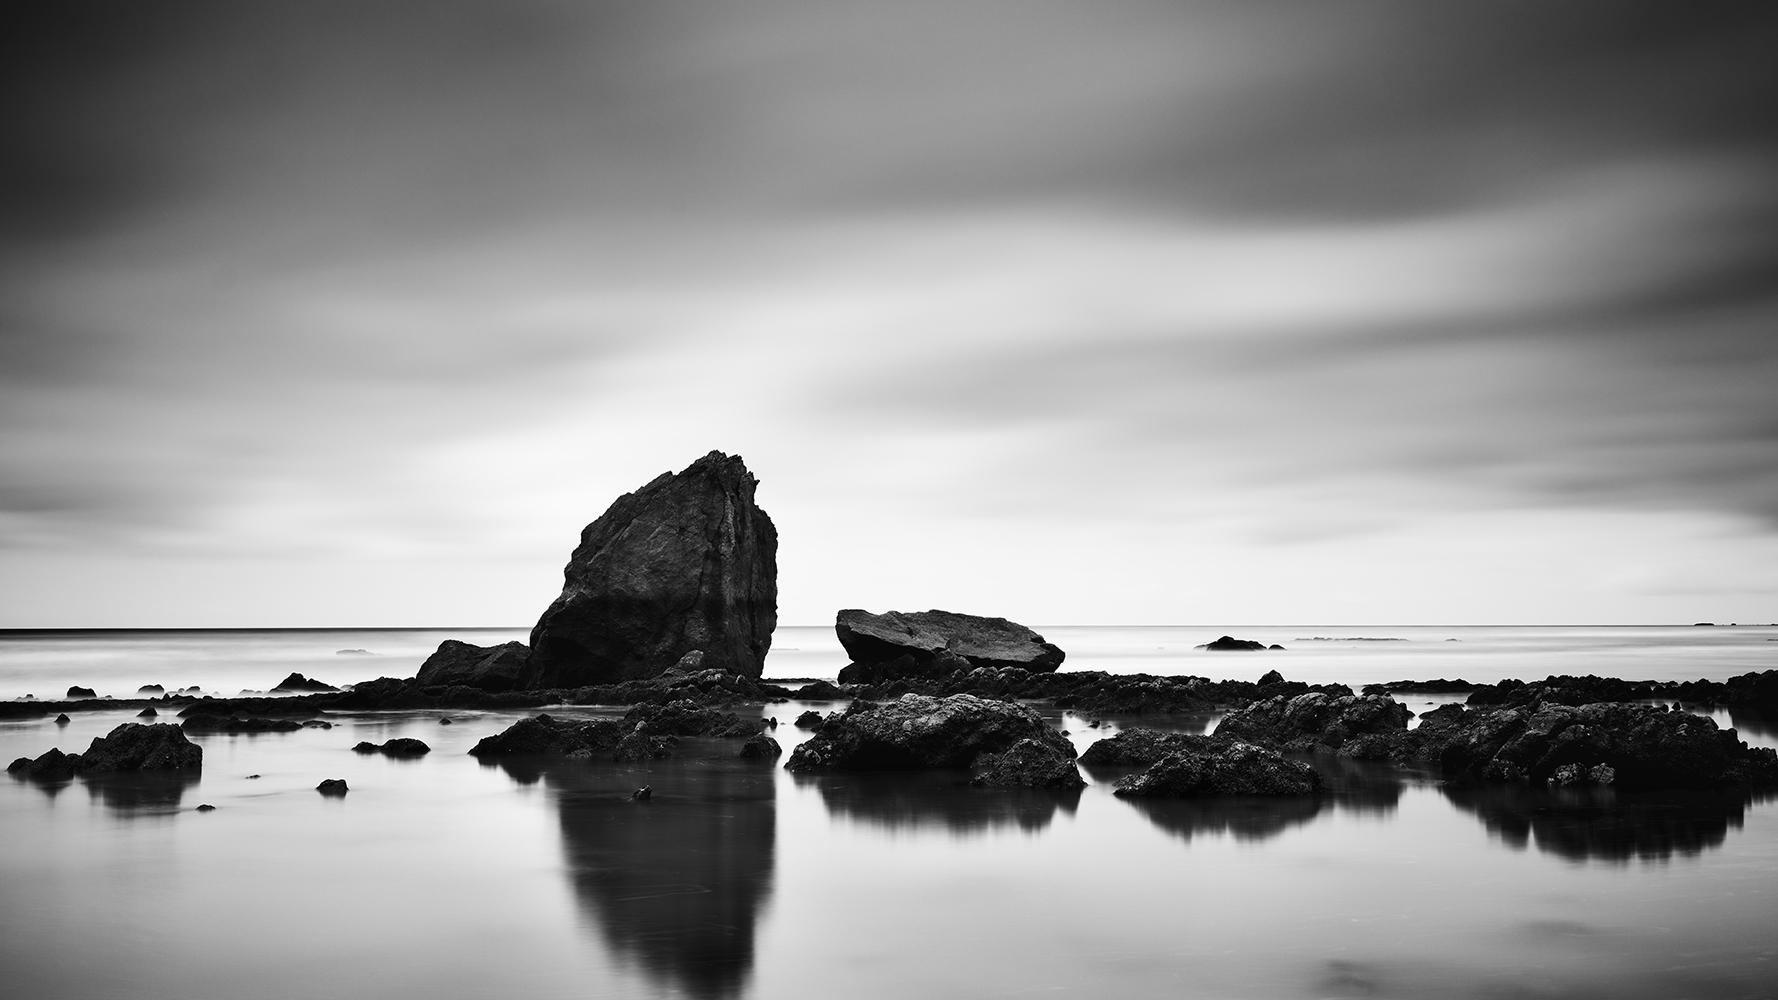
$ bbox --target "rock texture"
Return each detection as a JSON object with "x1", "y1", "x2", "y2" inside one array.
[
  {"x1": 835, "y1": 609, "x2": 1064, "y2": 678},
  {"x1": 467, "y1": 715, "x2": 630, "y2": 757},
  {"x1": 524, "y1": 451, "x2": 777, "y2": 687},
  {"x1": 1214, "y1": 692, "x2": 1412, "y2": 752},
  {"x1": 9, "y1": 723, "x2": 205, "y2": 777},
  {"x1": 1080, "y1": 729, "x2": 1219, "y2": 768},
  {"x1": 969, "y1": 736, "x2": 1086, "y2": 789},
  {"x1": 1113, "y1": 742, "x2": 1320, "y2": 798},
  {"x1": 414, "y1": 640, "x2": 531, "y2": 692},
  {"x1": 785, "y1": 693, "x2": 1076, "y2": 773}
]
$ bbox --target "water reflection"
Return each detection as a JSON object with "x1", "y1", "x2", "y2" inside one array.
[
  {"x1": 1442, "y1": 783, "x2": 1772, "y2": 862},
  {"x1": 83, "y1": 771, "x2": 201, "y2": 814},
  {"x1": 1726, "y1": 706, "x2": 1778, "y2": 743},
  {"x1": 527, "y1": 755, "x2": 775, "y2": 1000},
  {"x1": 797, "y1": 770, "x2": 1081, "y2": 836},
  {"x1": 1122, "y1": 794, "x2": 1325, "y2": 842}
]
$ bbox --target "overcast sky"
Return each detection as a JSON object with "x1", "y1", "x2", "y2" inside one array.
[{"x1": 4, "y1": 1, "x2": 1776, "y2": 627}]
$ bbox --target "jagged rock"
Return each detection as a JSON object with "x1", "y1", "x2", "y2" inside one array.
[
  {"x1": 54, "y1": 713, "x2": 71, "y2": 725},
  {"x1": 835, "y1": 609, "x2": 1064, "y2": 675},
  {"x1": 414, "y1": 640, "x2": 531, "y2": 692},
  {"x1": 467, "y1": 714, "x2": 630, "y2": 757},
  {"x1": 66, "y1": 686, "x2": 96, "y2": 699},
  {"x1": 620, "y1": 699, "x2": 762, "y2": 737},
  {"x1": 137, "y1": 707, "x2": 157, "y2": 718},
  {"x1": 1194, "y1": 635, "x2": 1269, "y2": 652},
  {"x1": 969, "y1": 736, "x2": 1085, "y2": 789},
  {"x1": 1080, "y1": 729, "x2": 1219, "y2": 768},
  {"x1": 272, "y1": 673, "x2": 337, "y2": 693},
  {"x1": 794, "y1": 709, "x2": 827, "y2": 729},
  {"x1": 524, "y1": 451, "x2": 777, "y2": 687},
  {"x1": 75, "y1": 723, "x2": 203, "y2": 773},
  {"x1": 1113, "y1": 742, "x2": 1320, "y2": 797},
  {"x1": 1214, "y1": 692, "x2": 1412, "y2": 752},
  {"x1": 354, "y1": 738, "x2": 431, "y2": 757},
  {"x1": 631, "y1": 785, "x2": 652, "y2": 801},
  {"x1": 738, "y1": 734, "x2": 782, "y2": 759},
  {"x1": 785, "y1": 693, "x2": 1071, "y2": 772},
  {"x1": 1258, "y1": 670, "x2": 1285, "y2": 686},
  {"x1": 316, "y1": 778, "x2": 349, "y2": 795},
  {"x1": 9, "y1": 747, "x2": 78, "y2": 780}
]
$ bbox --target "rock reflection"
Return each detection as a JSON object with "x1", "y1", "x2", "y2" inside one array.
[
  {"x1": 799, "y1": 770, "x2": 1081, "y2": 836},
  {"x1": 1726, "y1": 706, "x2": 1778, "y2": 743},
  {"x1": 542, "y1": 756, "x2": 775, "y2": 1000},
  {"x1": 1122, "y1": 794, "x2": 1325, "y2": 843},
  {"x1": 1311, "y1": 756, "x2": 1405, "y2": 817},
  {"x1": 82, "y1": 771, "x2": 200, "y2": 814},
  {"x1": 1442, "y1": 783, "x2": 1772, "y2": 862}
]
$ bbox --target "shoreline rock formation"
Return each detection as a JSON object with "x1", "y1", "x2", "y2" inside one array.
[
  {"x1": 523, "y1": 451, "x2": 778, "y2": 688},
  {"x1": 834, "y1": 609, "x2": 1064, "y2": 683}
]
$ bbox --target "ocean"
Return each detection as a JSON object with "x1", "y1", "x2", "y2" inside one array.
[{"x1": 3, "y1": 624, "x2": 1776, "y2": 999}]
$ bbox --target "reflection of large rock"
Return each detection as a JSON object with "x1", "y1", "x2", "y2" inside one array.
[
  {"x1": 414, "y1": 640, "x2": 530, "y2": 692},
  {"x1": 835, "y1": 609, "x2": 1064, "y2": 677},
  {"x1": 544, "y1": 756, "x2": 775, "y2": 1000},
  {"x1": 525, "y1": 452, "x2": 778, "y2": 688},
  {"x1": 800, "y1": 770, "x2": 1080, "y2": 836},
  {"x1": 1121, "y1": 794, "x2": 1324, "y2": 843},
  {"x1": 1443, "y1": 783, "x2": 1769, "y2": 861},
  {"x1": 785, "y1": 694, "x2": 1072, "y2": 772}
]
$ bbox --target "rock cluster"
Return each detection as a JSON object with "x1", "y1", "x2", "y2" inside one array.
[
  {"x1": 785, "y1": 693, "x2": 1080, "y2": 789},
  {"x1": 9, "y1": 723, "x2": 203, "y2": 778}
]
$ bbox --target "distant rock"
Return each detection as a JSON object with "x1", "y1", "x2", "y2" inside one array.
[
  {"x1": 738, "y1": 734, "x2": 782, "y2": 759},
  {"x1": 76, "y1": 723, "x2": 203, "y2": 773},
  {"x1": 137, "y1": 707, "x2": 157, "y2": 718},
  {"x1": 335, "y1": 649, "x2": 373, "y2": 655},
  {"x1": 54, "y1": 713, "x2": 70, "y2": 726},
  {"x1": 195, "y1": 803, "x2": 216, "y2": 812},
  {"x1": 353, "y1": 738, "x2": 431, "y2": 758},
  {"x1": 414, "y1": 640, "x2": 531, "y2": 693},
  {"x1": 180, "y1": 714, "x2": 303, "y2": 734},
  {"x1": 316, "y1": 779, "x2": 349, "y2": 796},
  {"x1": 272, "y1": 673, "x2": 337, "y2": 693},
  {"x1": 1113, "y1": 742, "x2": 1321, "y2": 797},
  {"x1": 1194, "y1": 636, "x2": 1271, "y2": 652},
  {"x1": 66, "y1": 686, "x2": 96, "y2": 699},
  {"x1": 793, "y1": 680, "x2": 847, "y2": 700},
  {"x1": 524, "y1": 451, "x2": 778, "y2": 688},
  {"x1": 138, "y1": 684, "x2": 164, "y2": 694},
  {"x1": 786, "y1": 693, "x2": 1073, "y2": 772},
  {"x1": 835, "y1": 609, "x2": 1065, "y2": 679},
  {"x1": 1258, "y1": 669, "x2": 1285, "y2": 686}
]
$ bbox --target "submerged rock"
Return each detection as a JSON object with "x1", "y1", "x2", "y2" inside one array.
[
  {"x1": 620, "y1": 699, "x2": 763, "y2": 738},
  {"x1": 835, "y1": 609, "x2": 1065, "y2": 677},
  {"x1": 180, "y1": 714, "x2": 303, "y2": 734},
  {"x1": 353, "y1": 738, "x2": 431, "y2": 758},
  {"x1": 414, "y1": 640, "x2": 531, "y2": 692},
  {"x1": 1113, "y1": 742, "x2": 1320, "y2": 798},
  {"x1": 525, "y1": 451, "x2": 778, "y2": 687},
  {"x1": 785, "y1": 693, "x2": 1073, "y2": 772}
]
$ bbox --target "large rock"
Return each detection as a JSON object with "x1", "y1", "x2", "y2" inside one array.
[
  {"x1": 1080, "y1": 729, "x2": 1219, "y2": 768},
  {"x1": 76, "y1": 723, "x2": 204, "y2": 773},
  {"x1": 1113, "y1": 742, "x2": 1321, "y2": 798},
  {"x1": 785, "y1": 693, "x2": 1073, "y2": 771},
  {"x1": 524, "y1": 451, "x2": 777, "y2": 687},
  {"x1": 835, "y1": 609, "x2": 1064, "y2": 675},
  {"x1": 414, "y1": 640, "x2": 531, "y2": 692},
  {"x1": 1213, "y1": 692, "x2": 1412, "y2": 752}
]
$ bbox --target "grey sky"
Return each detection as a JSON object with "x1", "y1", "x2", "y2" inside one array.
[{"x1": 3, "y1": 2, "x2": 1776, "y2": 626}]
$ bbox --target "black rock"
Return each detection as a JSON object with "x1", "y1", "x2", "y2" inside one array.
[
  {"x1": 794, "y1": 709, "x2": 827, "y2": 729},
  {"x1": 525, "y1": 451, "x2": 778, "y2": 687},
  {"x1": 138, "y1": 684, "x2": 165, "y2": 694},
  {"x1": 414, "y1": 640, "x2": 531, "y2": 693},
  {"x1": 631, "y1": 785, "x2": 652, "y2": 801},
  {"x1": 76, "y1": 723, "x2": 203, "y2": 772},
  {"x1": 1258, "y1": 669, "x2": 1285, "y2": 686},
  {"x1": 612, "y1": 727, "x2": 678, "y2": 761},
  {"x1": 316, "y1": 778, "x2": 349, "y2": 795},
  {"x1": 9, "y1": 747, "x2": 78, "y2": 781},
  {"x1": 1113, "y1": 742, "x2": 1321, "y2": 797},
  {"x1": 181, "y1": 714, "x2": 303, "y2": 734},
  {"x1": 137, "y1": 707, "x2": 157, "y2": 718},
  {"x1": 467, "y1": 714, "x2": 630, "y2": 757},
  {"x1": 66, "y1": 686, "x2": 97, "y2": 699},
  {"x1": 622, "y1": 699, "x2": 762, "y2": 738},
  {"x1": 272, "y1": 673, "x2": 338, "y2": 693},
  {"x1": 1194, "y1": 636, "x2": 1269, "y2": 652},
  {"x1": 786, "y1": 693, "x2": 1073, "y2": 772},
  {"x1": 969, "y1": 736, "x2": 1085, "y2": 790},
  {"x1": 55, "y1": 713, "x2": 71, "y2": 725},
  {"x1": 835, "y1": 609, "x2": 1064, "y2": 674},
  {"x1": 195, "y1": 803, "x2": 216, "y2": 812},
  {"x1": 1081, "y1": 729, "x2": 1219, "y2": 768},
  {"x1": 1214, "y1": 693, "x2": 1412, "y2": 752},
  {"x1": 793, "y1": 680, "x2": 847, "y2": 700},
  {"x1": 739, "y1": 734, "x2": 782, "y2": 759}
]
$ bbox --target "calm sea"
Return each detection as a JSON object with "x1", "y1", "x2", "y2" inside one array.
[{"x1": 3, "y1": 624, "x2": 1776, "y2": 999}]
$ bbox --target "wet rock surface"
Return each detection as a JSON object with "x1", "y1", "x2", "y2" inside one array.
[
  {"x1": 785, "y1": 693, "x2": 1071, "y2": 773},
  {"x1": 1113, "y1": 741, "x2": 1321, "y2": 797},
  {"x1": 969, "y1": 736, "x2": 1085, "y2": 790},
  {"x1": 525, "y1": 451, "x2": 778, "y2": 687}
]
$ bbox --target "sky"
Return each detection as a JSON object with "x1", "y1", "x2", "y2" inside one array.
[{"x1": 3, "y1": 1, "x2": 1777, "y2": 627}]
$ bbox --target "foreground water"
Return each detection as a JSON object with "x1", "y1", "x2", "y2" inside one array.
[{"x1": 3, "y1": 625, "x2": 1777, "y2": 999}]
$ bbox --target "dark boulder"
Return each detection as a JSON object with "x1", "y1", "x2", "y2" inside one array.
[
  {"x1": 524, "y1": 451, "x2": 777, "y2": 687},
  {"x1": 738, "y1": 734, "x2": 782, "y2": 759},
  {"x1": 467, "y1": 714, "x2": 629, "y2": 758},
  {"x1": 8, "y1": 747, "x2": 78, "y2": 781},
  {"x1": 835, "y1": 609, "x2": 1064, "y2": 674},
  {"x1": 316, "y1": 778, "x2": 349, "y2": 795},
  {"x1": 1258, "y1": 669, "x2": 1285, "y2": 686},
  {"x1": 66, "y1": 686, "x2": 96, "y2": 699},
  {"x1": 785, "y1": 693, "x2": 1071, "y2": 772},
  {"x1": 137, "y1": 707, "x2": 157, "y2": 718},
  {"x1": 793, "y1": 680, "x2": 847, "y2": 700},
  {"x1": 620, "y1": 699, "x2": 762, "y2": 738},
  {"x1": 138, "y1": 684, "x2": 164, "y2": 694},
  {"x1": 1194, "y1": 635, "x2": 1269, "y2": 652},
  {"x1": 969, "y1": 736, "x2": 1085, "y2": 790},
  {"x1": 54, "y1": 713, "x2": 70, "y2": 725},
  {"x1": 272, "y1": 673, "x2": 337, "y2": 693},
  {"x1": 1113, "y1": 742, "x2": 1321, "y2": 798},
  {"x1": 414, "y1": 640, "x2": 531, "y2": 692},
  {"x1": 1214, "y1": 692, "x2": 1412, "y2": 752},
  {"x1": 1081, "y1": 729, "x2": 1219, "y2": 768},
  {"x1": 612, "y1": 727, "x2": 678, "y2": 761},
  {"x1": 353, "y1": 738, "x2": 431, "y2": 758},
  {"x1": 76, "y1": 723, "x2": 203, "y2": 772},
  {"x1": 794, "y1": 709, "x2": 827, "y2": 729}
]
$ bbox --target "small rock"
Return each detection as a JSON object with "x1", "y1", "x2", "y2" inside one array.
[
  {"x1": 66, "y1": 686, "x2": 97, "y2": 699},
  {"x1": 55, "y1": 713, "x2": 71, "y2": 725},
  {"x1": 316, "y1": 778, "x2": 349, "y2": 795},
  {"x1": 195, "y1": 804, "x2": 216, "y2": 812},
  {"x1": 1194, "y1": 636, "x2": 1268, "y2": 652},
  {"x1": 439, "y1": 717, "x2": 454, "y2": 725},
  {"x1": 631, "y1": 785, "x2": 653, "y2": 801},
  {"x1": 137, "y1": 707, "x2": 158, "y2": 718},
  {"x1": 738, "y1": 734, "x2": 782, "y2": 759},
  {"x1": 273, "y1": 673, "x2": 338, "y2": 693},
  {"x1": 246, "y1": 774, "x2": 262, "y2": 779},
  {"x1": 794, "y1": 709, "x2": 826, "y2": 729}
]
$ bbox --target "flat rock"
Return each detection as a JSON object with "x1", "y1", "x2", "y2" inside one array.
[
  {"x1": 1194, "y1": 635, "x2": 1271, "y2": 652},
  {"x1": 1081, "y1": 729, "x2": 1219, "y2": 768},
  {"x1": 835, "y1": 609, "x2": 1065, "y2": 675},
  {"x1": 525, "y1": 451, "x2": 778, "y2": 687}
]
